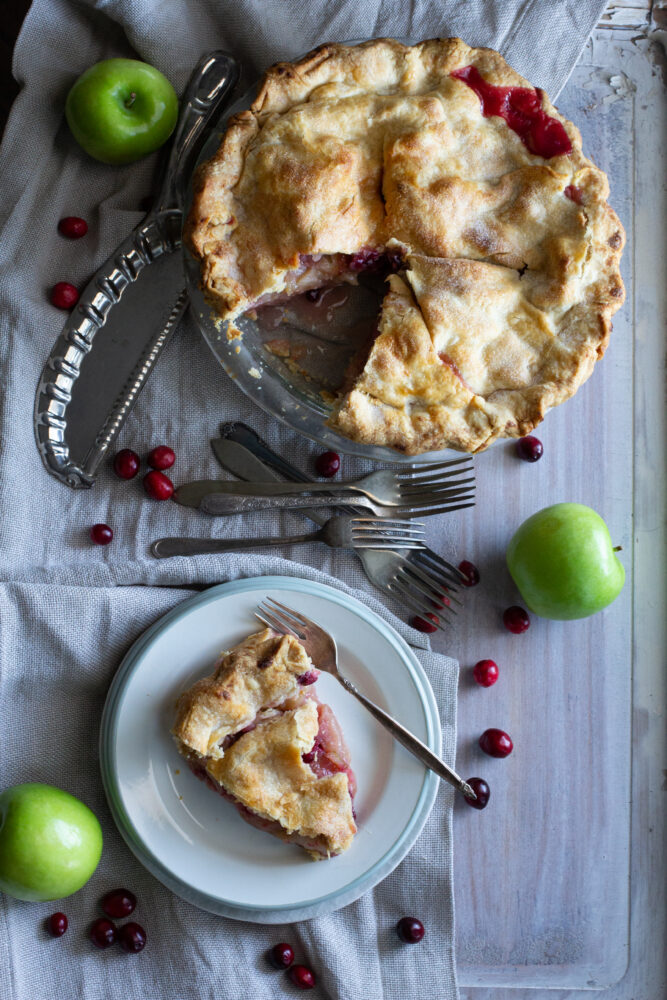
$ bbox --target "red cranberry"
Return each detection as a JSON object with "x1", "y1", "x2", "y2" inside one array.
[
  {"x1": 458, "y1": 560, "x2": 480, "y2": 587},
  {"x1": 269, "y1": 942, "x2": 294, "y2": 969},
  {"x1": 515, "y1": 435, "x2": 543, "y2": 462},
  {"x1": 58, "y1": 216, "x2": 88, "y2": 239},
  {"x1": 113, "y1": 448, "x2": 140, "y2": 480},
  {"x1": 101, "y1": 888, "x2": 136, "y2": 918},
  {"x1": 143, "y1": 470, "x2": 174, "y2": 500},
  {"x1": 315, "y1": 451, "x2": 340, "y2": 478},
  {"x1": 464, "y1": 777, "x2": 490, "y2": 809},
  {"x1": 90, "y1": 523, "x2": 113, "y2": 545},
  {"x1": 90, "y1": 917, "x2": 116, "y2": 949},
  {"x1": 297, "y1": 670, "x2": 318, "y2": 686},
  {"x1": 479, "y1": 728, "x2": 513, "y2": 758},
  {"x1": 289, "y1": 965, "x2": 316, "y2": 989},
  {"x1": 564, "y1": 184, "x2": 583, "y2": 204},
  {"x1": 411, "y1": 613, "x2": 438, "y2": 633},
  {"x1": 396, "y1": 916, "x2": 425, "y2": 943},
  {"x1": 503, "y1": 606, "x2": 530, "y2": 633},
  {"x1": 348, "y1": 248, "x2": 382, "y2": 271},
  {"x1": 46, "y1": 912, "x2": 68, "y2": 937},
  {"x1": 50, "y1": 282, "x2": 80, "y2": 310},
  {"x1": 118, "y1": 921, "x2": 147, "y2": 954},
  {"x1": 147, "y1": 445, "x2": 175, "y2": 471},
  {"x1": 473, "y1": 659, "x2": 499, "y2": 687}
]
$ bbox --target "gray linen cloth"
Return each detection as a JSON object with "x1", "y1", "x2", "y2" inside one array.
[{"x1": 0, "y1": 2, "x2": 607, "y2": 998}]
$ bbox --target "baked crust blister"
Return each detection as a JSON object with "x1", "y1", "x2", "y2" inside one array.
[
  {"x1": 185, "y1": 37, "x2": 625, "y2": 454},
  {"x1": 172, "y1": 629, "x2": 356, "y2": 859}
]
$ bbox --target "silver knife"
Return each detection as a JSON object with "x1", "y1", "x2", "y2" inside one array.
[{"x1": 34, "y1": 51, "x2": 239, "y2": 488}]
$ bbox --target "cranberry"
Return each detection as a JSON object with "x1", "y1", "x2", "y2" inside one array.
[
  {"x1": 143, "y1": 470, "x2": 174, "y2": 500},
  {"x1": 50, "y1": 282, "x2": 80, "y2": 310},
  {"x1": 515, "y1": 435, "x2": 543, "y2": 462},
  {"x1": 458, "y1": 560, "x2": 480, "y2": 587},
  {"x1": 90, "y1": 917, "x2": 116, "y2": 949},
  {"x1": 297, "y1": 670, "x2": 318, "y2": 686},
  {"x1": 269, "y1": 942, "x2": 294, "y2": 969},
  {"x1": 58, "y1": 216, "x2": 88, "y2": 239},
  {"x1": 479, "y1": 728, "x2": 513, "y2": 758},
  {"x1": 147, "y1": 445, "x2": 175, "y2": 471},
  {"x1": 118, "y1": 921, "x2": 147, "y2": 954},
  {"x1": 289, "y1": 965, "x2": 316, "y2": 989},
  {"x1": 315, "y1": 451, "x2": 340, "y2": 478},
  {"x1": 411, "y1": 613, "x2": 438, "y2": 633},
  {"x1": 464, "y1": 777, "x2": 490, "y2": 810},
  {"x1": 113, "y1": 448, "x2": 140, "y2": 480},
  {"x1": 396, "y1": 916, "x2": 425, "y2": 943},
  {"x1": 564, "y1": 184, "x2": 583, "y2": 204},
  {"x1": 46, "y1": 912, "x2": 68, "y2": 937},
  {"x1": 473, "y1": 659, "x2": 499, "y2": 687},
  {"x1": 503, "y1": 606, "x2": 530, "y2": 634},
  {"x1": 348, "y1": 248, "x2": 381, "y2": 271},
  {"x1": 101, "y1": 888, "x2": 136, "y2": 918},
  {"x1": 90, "y1": 523, "x2": 113, "y2": 545}
]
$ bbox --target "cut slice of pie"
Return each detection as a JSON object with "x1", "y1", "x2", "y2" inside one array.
[
  {"x1": 185, "y1": 37, "x2": 625, "y2": 454},
  {"x1": 172, "y1": 629, "x2": 356, "y2": 859}
]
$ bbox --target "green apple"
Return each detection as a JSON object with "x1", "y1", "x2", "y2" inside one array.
[
  {"x1": 0, "y1": 783, "x2": 102, "y2": 901},
  {"x1": 506, "y1": 502, "x2": 625, "y2": 620},
  {"x1": 65, "y1": 58, "x2": 178, "y2": 165}
]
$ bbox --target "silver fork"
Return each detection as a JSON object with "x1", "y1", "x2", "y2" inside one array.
[
  {"x1": 256, "y1": 597, "x2": 476, "y2": 801},
  {"x1": 211, "y1": 429, "x2": 467, "y2": 632},
  {"x1": 197, "y1": 486, "x2": 475, "y2": 519},
  {"x1": 150, "y1": 515, "x2": 426, "y2": 558}
]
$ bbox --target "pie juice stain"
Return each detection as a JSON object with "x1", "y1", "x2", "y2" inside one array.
[{"x1": 450, "y1": 66, "x2": 572, "y2": 159}]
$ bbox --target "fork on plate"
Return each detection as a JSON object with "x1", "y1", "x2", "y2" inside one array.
[
  {"x1": 150, "y1": 516, "x2": 425, "y2": 558},
  {"x1": 256, "y1": 597, "x2": 475, "y2": 801}
]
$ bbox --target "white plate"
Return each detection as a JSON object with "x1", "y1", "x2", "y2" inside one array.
[{"x1": 100, "y1": 577, "x2": 441, "y2": 922}]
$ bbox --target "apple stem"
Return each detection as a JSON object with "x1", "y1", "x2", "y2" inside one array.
[
  {"x1": 125, "y1": 92, "x2": 136, "y2": 109},
  {"x1": 613, "y1": 545, "x2": 622, "y2": 552}
]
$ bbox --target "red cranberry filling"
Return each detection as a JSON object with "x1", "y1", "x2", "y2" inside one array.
[
  {"x1": 451, "y1": 66, "x2": 572, "y2": 158},
  {"x1": 297, "y1": 670, "x2": 319, "y2": 686},
  {"x1": 564, "y1": 184, "x2": 583, "y2": 204}
]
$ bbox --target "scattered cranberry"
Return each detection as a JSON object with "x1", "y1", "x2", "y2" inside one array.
[
  {"x1": 147, "y1": 445, "x2": 175, "y2": 471},
  {"x1": 143, "y1": 470, "x2": 174, "y2": 500},
  {"x1": 315, "y1": 451, "x2": 340, "y2": 478},
  {"x1": 297, "y1": 670, "x2": 318, "y2": 686},
  {"x1": 90, "y1": 917, "x2": 116, "y2": 949},
  {"x1": 503, "y1": 606, "x2": 530, "y2": 634},
  {"x1": 473, "y1": 659, "x2": 499, "y2": 687},
  {"x1": 113, "y1": 448, "x2": 140, "y2": 480},
  {"x1": 101, "y1": 888, "x2": 136, "y2": 919},
  {"x1": 269, "y1": 942, "x2": 294, "y2": 969},
  {"x1": 46, "y1": 912, "x2": 68, "y2": 937},
  {"x1": 464, "y1": 777, "x2": 490, "y2": 810},
  {"x1": 50, "y1": 282, "x2": 80, "y2": 310},
  {"x1": 411, "y1": 613, "x2": 438, "y2": 633},
  {"x1": 289, "y1": 965, "x2": 316, "y2": 989},
  {"x1": 479, "y1": 728, "x2": 513, "y2": 758},
  {"x1": 118, "y1": 921, "x2": 147, "y2": 954},
  {"x1": 90, "y1": 523, "x2": 113, "y2": 545},
  {"x1": 58, "y1": 216, "x2": 88, "y2": 239},
  {"x1": 515, "y1": 435, "x2": 543, "y2": 462},
  {"x1": 396, "y1": 916, "x2": 425, "y2": 943},
  {"x1": 458, "y1": 560, "x2": 480, "y2": 587}
]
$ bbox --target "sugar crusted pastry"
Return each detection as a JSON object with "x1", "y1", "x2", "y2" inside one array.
[
  {"x1": 173, "y1": 629, "x2": 356, "y2": 859},
  {"x1": 186, "y1": 38, "x2": 625, "y2": 454}
]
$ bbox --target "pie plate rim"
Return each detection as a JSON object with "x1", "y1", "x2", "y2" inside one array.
[{"x1": 99, "y1": 575, "x2": 443, "y2": 923}]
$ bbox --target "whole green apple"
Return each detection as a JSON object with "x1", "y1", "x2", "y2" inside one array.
[
  {"x1": 506, "y1": 503, "x2": 625, "y2": 620},
  {"x1": 0, "y1": 783, "x2": 103, "y2": 901},
  {"x1": 65, "y1": 58, "x2": 178, "y2": 165}
]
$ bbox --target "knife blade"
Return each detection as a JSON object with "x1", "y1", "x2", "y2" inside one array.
[{"x1": 35, "y1": 51, "x2": 239, "y2": 488}]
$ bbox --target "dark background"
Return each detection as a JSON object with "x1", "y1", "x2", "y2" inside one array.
[{"x1": 1, "y1": 2, "x2": 31, "y2": 136}]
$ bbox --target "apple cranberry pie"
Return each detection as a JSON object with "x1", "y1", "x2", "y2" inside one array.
[
  {"x1": 172, "y1": 629, "x2": 356, "y2": 859},
  {"x1": 186, "y1": 37, "x2": 625, "y2": 454}
]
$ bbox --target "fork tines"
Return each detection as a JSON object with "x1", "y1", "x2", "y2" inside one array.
[
  {"x1": 389, "y1": 561, "x2": 457, "y2": 632},
  {"x1": 256, "y1": 597, "x2": 308, "y2": 638},
  {"x1": 351, "y1": 517, "x2": 425, "y2": 550},
  {"x1": 396, "y1": 456, "x2": 474, "y2": 480}
]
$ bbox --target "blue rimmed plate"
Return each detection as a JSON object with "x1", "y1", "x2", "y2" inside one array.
[{"x1": 100, "y1": 576, "x2": 441, "y2": 922}]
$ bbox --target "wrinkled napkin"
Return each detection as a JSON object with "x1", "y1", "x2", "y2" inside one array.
[{"x1": 0, "y1": 1, "x2": 607, "y2": 998}]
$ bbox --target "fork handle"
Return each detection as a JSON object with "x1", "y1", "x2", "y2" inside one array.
[
  {"x1": 200, "y1": 492, "x2": 370, "y2": 516},
  {"x1": 150, "y1": 530, "x2": 320, "y2": 557},
  {"x1": 337, "y1": 675, "x2": 474, "y2": 799}
]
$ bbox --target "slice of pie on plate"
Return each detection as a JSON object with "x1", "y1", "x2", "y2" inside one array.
[
  {"x1": 172, "y1": 628, "x2": 357, "y2": 859},
  {"x1": 185, "y1": 37, "x2": 625, "y2": 454}
]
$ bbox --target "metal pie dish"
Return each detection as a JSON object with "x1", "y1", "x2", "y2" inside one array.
[{"x1": 183, "y1": 56, "x2": 464, "y2": 465}]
